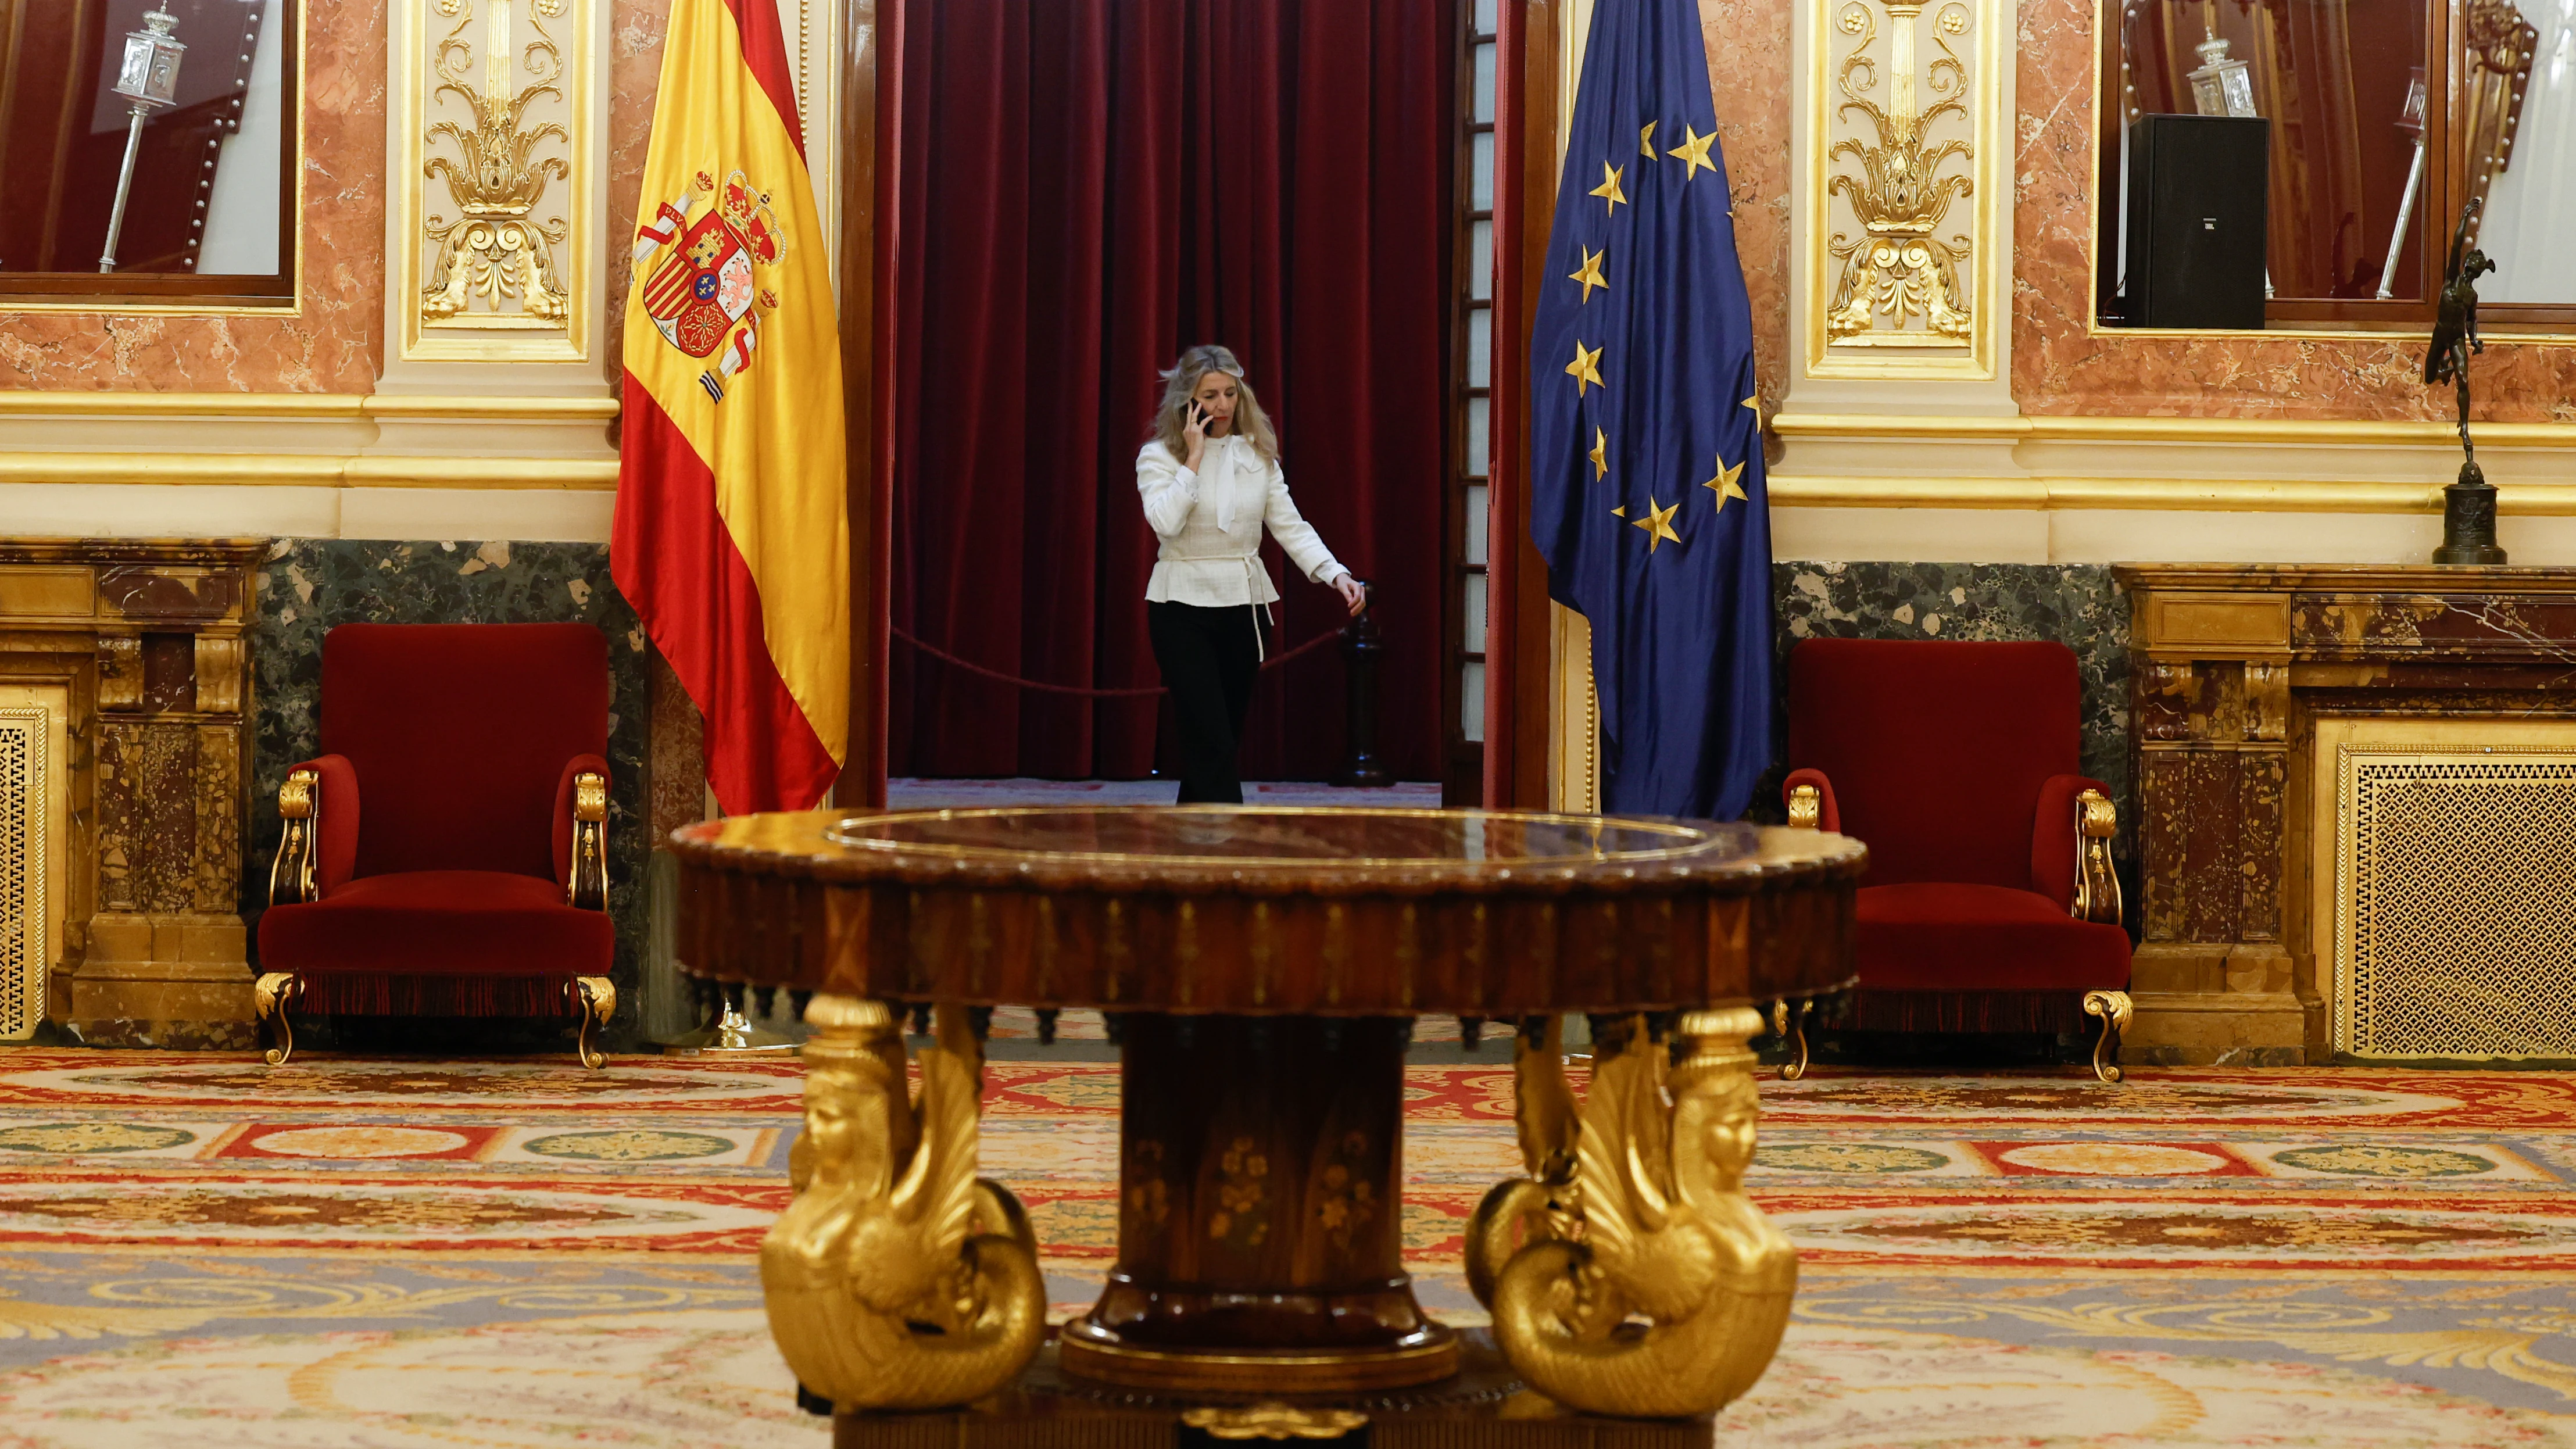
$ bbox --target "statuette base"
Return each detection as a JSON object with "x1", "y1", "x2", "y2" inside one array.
[{"x1": 660, "y1": 1004, "x2": 799, "y2": 1054}]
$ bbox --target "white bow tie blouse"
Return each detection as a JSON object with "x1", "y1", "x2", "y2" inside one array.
[{"x1": 1136, "y1": 436, "x2": 1350, "y2": 617}]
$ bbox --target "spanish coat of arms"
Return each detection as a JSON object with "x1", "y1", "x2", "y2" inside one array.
[{"x1": 632, "y1": 169, "x2": 786, "y2": 403}]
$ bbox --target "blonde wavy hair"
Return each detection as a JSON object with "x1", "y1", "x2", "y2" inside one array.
[{"x1": 1151, "y1": 345, "x2": 1280, "y2": 463}]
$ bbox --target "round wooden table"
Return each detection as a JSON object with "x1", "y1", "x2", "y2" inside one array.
[{"x1": 671, "y1": 806, "x2": 1862, "y2": 1439}]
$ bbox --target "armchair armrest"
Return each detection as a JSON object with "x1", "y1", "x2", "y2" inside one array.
[
  {"x1": 1781, "y1": 767, "x2": 1840, "y2": 833},
  {"x1": 554, "y1": 754, "x2": 611, "y2": 910},
  {"x1": 268, "y1": 754, "x2": 359, "y2": 905},
  {"x1": 2033, "y1": 774, "x2": 2120, "y2": 923}
]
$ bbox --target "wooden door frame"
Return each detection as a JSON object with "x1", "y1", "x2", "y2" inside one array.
[
  {"x1": 836, "y1": 0, "x2": 1558, "y2": 809},
  {"x1": 838, "y1": 0, "x2": 894, "y2": 810},
  {"x1": 1482, "y1": 0, "x2": 1561, "y2": 810}
]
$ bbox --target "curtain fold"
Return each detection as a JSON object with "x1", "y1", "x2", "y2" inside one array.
[{"x1": 889, "y1": 0, "x2": 1452, "y2": 782}]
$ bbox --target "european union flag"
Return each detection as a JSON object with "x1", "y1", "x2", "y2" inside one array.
[{"x1": 1529, "y1": 0, "x2": 1774, "y2": 820}]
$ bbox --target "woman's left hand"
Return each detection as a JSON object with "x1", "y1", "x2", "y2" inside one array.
[{"x1": 1333, "y1": 574, "x2": 1368, "y2": 617}]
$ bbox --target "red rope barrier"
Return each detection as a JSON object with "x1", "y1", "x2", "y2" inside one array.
[{"x1": 889, "y1": 621, "x2": 1348, "y2": 700}]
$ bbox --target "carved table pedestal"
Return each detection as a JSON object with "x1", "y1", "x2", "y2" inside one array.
[{"x1": 671, "y1": 806, "x2": 1863, "y2": 1443}]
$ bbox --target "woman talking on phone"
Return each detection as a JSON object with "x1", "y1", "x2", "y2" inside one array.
[{"x1": 1137, "y1": 345, "x2": 1368, "y2": 806}]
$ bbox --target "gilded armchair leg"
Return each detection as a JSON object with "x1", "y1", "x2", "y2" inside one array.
[
  {"x1": 1772, "y1": 998, "x2": 1813, "y2": 1082},
  {"x1": 571, "y1": 976, "x2": 617, "y2": 1071},
  {"x1": 253, "y1": 973, "x2": 302, "y2": 1067},
  {"x1": 2083, "y1": 989, "x2": 2133, "y2": 1085}
]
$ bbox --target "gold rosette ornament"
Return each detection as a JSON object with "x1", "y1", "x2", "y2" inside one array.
[
  {"x1": 1470, "y1": 1009, "x2": 1797, "y2": 1418},
  {"x1": 761, "y1": 997, "x2": 1044, "y2": 1411}
]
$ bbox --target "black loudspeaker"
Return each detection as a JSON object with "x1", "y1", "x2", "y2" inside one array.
[{"x1": 2123, "y1": 114, "x2": 2269, "y2": 329}]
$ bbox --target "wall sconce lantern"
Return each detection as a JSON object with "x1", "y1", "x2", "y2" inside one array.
[{"x1": 100, "y1": 7, "x2": 187, "y2": 273}]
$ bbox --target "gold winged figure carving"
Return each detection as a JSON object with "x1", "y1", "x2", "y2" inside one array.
[
  {"x1": 1475, "y1": 1010, "x2": 1798, "y2": 1418},
  {"x1": 761, "y1": 997, "x2": 1045, "y2": 1412}
]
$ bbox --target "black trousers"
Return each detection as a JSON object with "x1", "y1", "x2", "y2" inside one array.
[{"x1": 1149, "y1": 600, "x2": 1261, "y2": 805}]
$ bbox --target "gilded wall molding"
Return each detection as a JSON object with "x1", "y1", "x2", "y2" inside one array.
[
  {"x1": 780, "y1": 0, "x2": 844, "y2": 285},
  {"x1": 0, "y1": 393, "x2": 618, "y2": 422},
  {"x1": 0, "y1": 392, "x2": 620, "y2": 489},
  {"x1": 388, "y1": 0, "x2": 606, "y2": 370},
  {"x1": 0, "y1": 455, "x2": 617, "y2": 489},
  {"x1": 1767, "y1": 412, "x2": 2576, "y2": 511},
  {"x1": 420, "y1": 0, "x2": 576, "y2": 329},
  {"x1": 1822, "y1": 0, "x2": 1974, "y2": 345},
  {"x1": 1766, "y1": 475, "x2": 2576, "y2": 515},
  {"x1": 1771, "y1": 413, "x2": 2576, "y2": 449},
  {"x1": 1549, "y1": 0, "x2": 1602, "y2": 815},
  {"x1": 1797, "y1": 0, "x2": 2008, "y2": 382}
]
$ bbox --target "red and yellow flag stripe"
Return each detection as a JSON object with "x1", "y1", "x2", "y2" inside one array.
[{"x1": 612, "y1": 0, "x2": 846, "y2": 814}]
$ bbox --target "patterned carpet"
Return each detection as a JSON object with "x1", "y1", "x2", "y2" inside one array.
[{"x1": 0, "y1": 1049, "x2": 2568, "y2": 1447}]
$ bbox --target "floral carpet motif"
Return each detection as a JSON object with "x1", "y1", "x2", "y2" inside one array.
[{"x1": 0, "y1": 1050, "x2": 2567, "y2": 1448}]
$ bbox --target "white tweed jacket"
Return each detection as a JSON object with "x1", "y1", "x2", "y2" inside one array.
[{"x1": 1136, "y1": 437, "x2": 1348, "y2": 609}]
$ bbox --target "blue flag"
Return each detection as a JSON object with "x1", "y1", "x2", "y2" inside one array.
[{"x1": 1528, "y1": 0, "x2": 1774, "y2": 820}]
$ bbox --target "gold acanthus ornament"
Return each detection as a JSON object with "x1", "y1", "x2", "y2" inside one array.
[
  {"x1": 268, "y1": 767, "x2": 319, "y2": 905},
  {"x1": 566, "y1": 770, "x2": 607, "y2": 908},
  {"x1": 761, "y1": 996, "x2": 1046, "y2": 1412},
  {"x1": 421, "y1": 0, "x2": 573, "y2": 327},
  {"x1": 1469, "y1": 1010, "x2": 1798, "y2": 1418},
  {"x1": 2072, "y1": 786, "x2": 2121, "y2": 925},
  {"x1": 1824, "y1": 0, "x2": 1976, "y2": 344}
]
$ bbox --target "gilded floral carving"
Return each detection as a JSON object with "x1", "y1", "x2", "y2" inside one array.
[
  {"x1": 1823, "y1": 0, "x2": 1977, "y2": 345},
  {"x1": 420, "y1": 0, "x2": 574, "y2": 327}
]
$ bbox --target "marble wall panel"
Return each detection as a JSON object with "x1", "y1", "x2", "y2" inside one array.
[
  {"x1": 244, "y1": 541, "x2": 650, "y2": 1042},
  {"x1": 2012, "y1": 0, "x2": 2576, "y2": 422},
  {"x1": 0, "y1": 0, "x2": 388, "y2": 392},
  {"x1": 1701, "y1": 0, "x2": 1794, "y2": 422},
  {"x1": 604, "y1": 0, "x2": 673, "y2": 387}
]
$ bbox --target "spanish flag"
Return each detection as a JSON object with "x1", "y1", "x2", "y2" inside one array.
[{"x1": 612, "y1": 0, "x2": 847, "y2": 813}]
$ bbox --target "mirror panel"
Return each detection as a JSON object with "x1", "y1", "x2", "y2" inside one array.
[
  {"x1": 2469, "y1": 0, "x2": 2574, "y2": 303},
  {"x1": 0, "y1": 0, "x2": 296, "y2": 302},
  {"x1": 2119, "y1": 0, "x2": 2431, "y2": 302}
]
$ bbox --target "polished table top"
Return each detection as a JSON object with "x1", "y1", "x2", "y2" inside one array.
[{"x1": 671, "y1": 805, "x2": 1865, "y2": 1013}]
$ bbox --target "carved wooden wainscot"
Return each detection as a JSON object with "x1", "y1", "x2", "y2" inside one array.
[
  {"x1": 2116, "y1": 564, "x2": 2576, "y2": 1065},
  {"x1": 0, "y1": 540, "x2": 266, "y2": 1046}
]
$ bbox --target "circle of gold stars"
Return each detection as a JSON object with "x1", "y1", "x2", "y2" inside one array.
[{"x1": 1566, "y1": 116, "x2": 1755, "y2": 557}]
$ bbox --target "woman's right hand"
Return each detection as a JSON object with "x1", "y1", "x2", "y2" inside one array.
[{"x1": 1181, "y1": 403, "x2": 1208, "y2": 471}]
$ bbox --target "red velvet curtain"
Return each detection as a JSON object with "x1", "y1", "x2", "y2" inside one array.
[{"x1": 888, "y1": 0, "x2": 1452, "y2": 782}]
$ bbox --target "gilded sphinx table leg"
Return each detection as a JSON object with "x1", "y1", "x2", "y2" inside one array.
[
  {"x1": 815, "y1": 1006, "x2": 1745, "y2": 1447},
  {"x1": 1467, "y1": 1008, "x2": 1798, "y2": 1419},
  {"x1": 763, "y1": 996, "x2": 1047, "y2": 1414}
]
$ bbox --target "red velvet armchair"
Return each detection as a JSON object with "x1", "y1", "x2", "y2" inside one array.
[
  {"x1": 255, "y1": 624, "x2": 617, "y2": 1068},
  {"x1": 1779, "y1": 639, "x2": 2133, "y2": 1082}
]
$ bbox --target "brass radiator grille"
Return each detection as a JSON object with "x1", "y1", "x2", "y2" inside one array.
[
  {"x1": 0, "y1": 706, "x2": 44, "y2": 1042},
  {"x1": 2335, "y1": 745, "x2": 2576, "y2": 1061}
]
